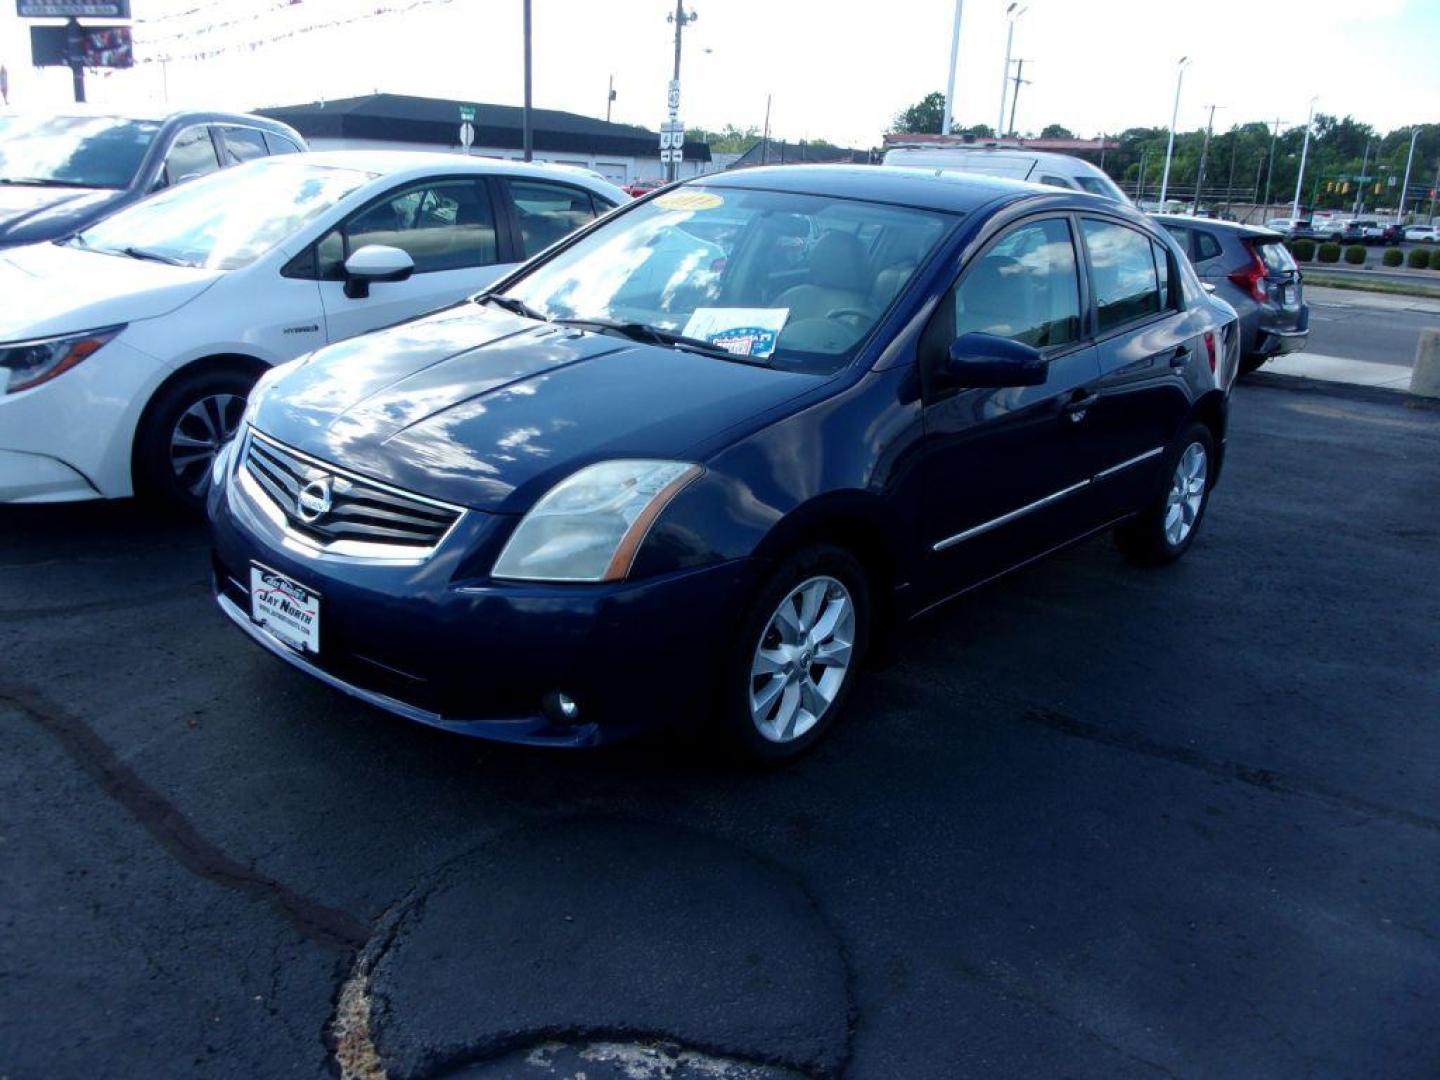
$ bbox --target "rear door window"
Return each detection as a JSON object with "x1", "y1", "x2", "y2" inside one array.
[
  {"x1": 1194, "y1": 230, "x2": 1223, "y2": 262},
  {"x1": 218, "y1": 126, "x2": 269, "y2": 165},
  {"x1": 1162, "y1": 224, "x2": 1194, "y2": 258},
  {"x1": 1080, "y1": 218, "x2": 1163, "y2": 333},
  {"x1": 263, "y1": 132, "x2": 303, "y2": 155}
]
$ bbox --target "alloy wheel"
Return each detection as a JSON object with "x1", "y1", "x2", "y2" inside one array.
[
  {"x1": 749, "y1": 575, "x2": 856, "y2": 743},
  {"x1": 1164, "y1": 441, "x2": 1208, "y2": 547},
  {"x1": 170, "y1": 393, "x2": 246, "y2": 499}
]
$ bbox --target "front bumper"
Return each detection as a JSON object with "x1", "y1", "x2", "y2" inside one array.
[
  {"x1": 0, "y1": 448, "x2": 99, "y2": 503},
  {"x1": 209, "y1": 462, "x2": 759, "y2": 747}
]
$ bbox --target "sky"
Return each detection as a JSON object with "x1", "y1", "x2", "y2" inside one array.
[{"x1": 1, "y1": 0, "x2": 1438, "y2": 147}]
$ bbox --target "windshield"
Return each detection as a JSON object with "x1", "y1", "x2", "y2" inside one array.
[
  {"x1": 502, "y1": 187, "x2": 955, "y2": 372},
  {"x1": 1076, "y1": 173, "x2": 1130, "y2": 204},
  {"x1": 74, "y1": 159, "x2": 374, "y2": 271},
  {"x1": 0, "y1": 115, "x2": 162, "y2": 189}
]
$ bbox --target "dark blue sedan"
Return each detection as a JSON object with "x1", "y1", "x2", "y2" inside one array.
[{"x1": 208, "y1": 165, "x2": 1238, "y2": 760}]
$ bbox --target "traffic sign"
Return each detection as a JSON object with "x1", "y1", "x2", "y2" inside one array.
[
  {"x1": 667, "y1": 79, "x2": 681, "y2": 111},
  {"x1": 459, "y1": 105, "x2": 476, "y2": 123},
  {"x1": 16, "y1": 1, "x2": 131, "y2": 16},
  {"x1": 459, "y1": 121, "x2": 475, "y2": 151}
]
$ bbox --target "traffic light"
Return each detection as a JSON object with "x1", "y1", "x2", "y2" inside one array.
[{"x1": 1342, "y1": 182, "x2": 1351, "y2": 194}]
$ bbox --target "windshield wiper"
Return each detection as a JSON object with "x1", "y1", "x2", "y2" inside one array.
[
  {"x1": 554, "y1": 318, "x2": 752, "y2": 363},
  {"x1": 0, "y1": 177, "x2": 75, "y2": 187},
  {"x1": 478, "y1": 293, "x2": 548, "y2": 321},
  {"x1": 120, "y1": 245, "x2": 187, "y2": 266}
]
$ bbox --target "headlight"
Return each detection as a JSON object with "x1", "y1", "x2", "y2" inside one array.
[
  {"x1": 1, "y1": 325, "x2": 125, "y2": 394},
  {"x1": 492, "y1": 460, "x2": 702, "y2": 582}
]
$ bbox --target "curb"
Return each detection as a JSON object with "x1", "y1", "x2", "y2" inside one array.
[{"x1": 1245, "y1": 370, "x2": 1440, "y2": 410}]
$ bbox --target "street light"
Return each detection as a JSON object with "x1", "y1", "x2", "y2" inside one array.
[
  {"x1": 1290, "y1": 96, "x2": 1317, "y2": 220},
  {"x1": 1397, "y1": 126, "x2": 1420, "y2": 225},
  {"x1": 996, "y1": 3, "x2": 1025, "y2": 140},
  {"x1": 941, "y1": 0, "x2": 965, "y2": 136},
  {"x1": 1157, "y1": 56, "x2": 1190, "y2": 209}
]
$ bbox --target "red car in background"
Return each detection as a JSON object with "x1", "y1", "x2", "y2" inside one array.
[{"x1": 623, "y1": 178, "x2": 666, "y2": 197}]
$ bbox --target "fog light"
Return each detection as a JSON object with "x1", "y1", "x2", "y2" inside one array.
[{"x1": 542, "y1": 690, "x2": 581, "y2": 725}]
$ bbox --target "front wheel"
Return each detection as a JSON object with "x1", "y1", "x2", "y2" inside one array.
[
  {"x1": 1114, "y1": 423, "x2": 1215, "y2": 566},
  {"x1": 133, "y1": 365, "x2": 256, "y2": 515},
  {"x1": 720, "y1": 545, "x2": 870, "y2": 763}
]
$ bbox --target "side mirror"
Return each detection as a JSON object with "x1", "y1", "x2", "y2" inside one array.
[
  {"x1": 945, "y1": 332, "x2": 1047, "y2": 388},
  {"x1": 343, "y1": 244, "x2": 415, "y2": 299},
  {"x1": 1201, "y1": 282, "x2": 1217, "y2": 294}
]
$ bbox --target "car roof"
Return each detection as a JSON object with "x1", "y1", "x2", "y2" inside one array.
[
  {"x1": 696, "y1": 163, "x2": 1072, "y2": 214},
  {"x1": 1152, "y1": 213, "x2": 1282, "y2": 239},
  {"x1": 262, "y1": 149, "x2": 628, "y2": 194}
]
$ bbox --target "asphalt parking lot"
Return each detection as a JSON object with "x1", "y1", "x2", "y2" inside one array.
[{"x1": 3, "y1": 380, "x2": 1439, "y2": 1080}]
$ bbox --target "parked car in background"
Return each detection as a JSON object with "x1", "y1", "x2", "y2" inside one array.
[
  {"x1": 623, "y1": 178, "x2": 666, "y2": 197},
  {"x1": 1156, "y1": 215, "x2": 1307, "y2": 375},
  {"x1": 0, "y1": 110, "x2": 306, "y2": 249},
  {"x1": 0, "y1": 151, "x2": 625, "y2": 510},
  {"x1": 1403, "y1": 223, "x2": 1439, "y2": 242},
  {"x1": 882, "y1": 144, "x2": 1132, "y2": 204},
  {"x1": 208, "y1": 165, "x2": 1237, "y2": 760}
]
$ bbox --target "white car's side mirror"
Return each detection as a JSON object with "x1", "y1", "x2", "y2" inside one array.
[
  {"x1": 1201, "y1": 282, "x2": 1216, "y2": 294},
  {"x1": 343, "y1": 244, "x2": 415, "y2": 299}
]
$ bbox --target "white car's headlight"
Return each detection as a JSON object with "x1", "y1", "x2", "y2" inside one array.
[
  {"x1": 492, "y1": 460, "x2": 703, "y2": 583},
  {"x1": 0, "y1": 325, "x2": 125, "y2": 394}
]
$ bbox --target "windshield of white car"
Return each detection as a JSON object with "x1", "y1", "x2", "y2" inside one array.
[
  {"x1": 0, "y1": 115, "x2": 162, "y2": 190},
  {"x1": 1076, "y1": 173, "x2": 1130, "y2": 203},
  {"x1": 501, "y1": 187, "x2": 955, "y2": 373},
  {"x1": 72, "y1": 160, "x2": 375, "y2": 270}
]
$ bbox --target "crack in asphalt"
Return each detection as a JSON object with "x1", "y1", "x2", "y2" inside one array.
[
  {"x1": 0, "y1": 681, "x2": 369, "y2": 952},
  {"x1": 1021, "y1": 707, "x2": 1440, "y2": 834}
]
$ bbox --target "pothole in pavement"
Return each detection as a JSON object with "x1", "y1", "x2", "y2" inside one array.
[{"x1": 334, "y1": 818, "x2": 850, "y2": 1079}]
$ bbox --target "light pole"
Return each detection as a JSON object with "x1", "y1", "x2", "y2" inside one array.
[
  {"x1": 664, "y1": 0, "x2": 698, "y2": 182},
  {"x1": 1262, "y1": 117, "x2": 1286, "y2": 213},
  {"x1": 522, "y1": 0, "x2": 533, "y2": 162},
  {"x1": 1192, "y1": 104, "x2": 1220, "y2": 215},
  {"x1": 996, "y1": 4, "x2": 1024, "y2": 140},
  {"x1": 1397, "y1": 126, "x2": 1420, "y2": 225},
  {"x1": 1157, "y1": 56, "x2": 1189, "y2": 210},
  {"x1": 1355, "y1": 138, "x2": 1371, "y2": 215},
  {"x1": 942, "y1": 0, "x2": 965, "y2": 135},
  {"x1": 1290, "y1": 96, "x2": 1317, "y2": 220}
]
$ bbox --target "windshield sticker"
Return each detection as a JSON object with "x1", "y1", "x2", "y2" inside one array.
[
  {"x1": 654, "y1": 190, "x2": 725, "y2": 211},
  {"x1": 683, "y1": 307, "x2": 789, "y2": 359}
]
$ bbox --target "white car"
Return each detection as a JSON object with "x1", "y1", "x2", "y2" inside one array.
[
  {"x1": 882, "y1": 144, "x2": 1131, "y2": 204},
  {"x1": 0, "y1": 150, "x2": 625, "y2": 509},
  {"x1": 1404, "y1": 224, "x2": 1439, "y2": 242}
]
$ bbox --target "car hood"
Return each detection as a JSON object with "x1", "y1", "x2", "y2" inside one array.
[
  {"x1": 252, "y1": 303, "x2": 822, "y2": 514},
  {"x1": 0, "y1": 184, "x2": 125, "y2": 247},
  {"x1": 0, "y1": 242, "x2": 221, "y2": 342}
]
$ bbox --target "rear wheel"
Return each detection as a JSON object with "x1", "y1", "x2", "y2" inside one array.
[
  {"x1": 133, "y1": 365, "x2": 256, "y2": 515},
  {"x1": 1114, "y1": 423, "x2": 1214, "y2": 566},
  {"x1": 720, "y1": 545, "x2": 870, "y2": 762}
]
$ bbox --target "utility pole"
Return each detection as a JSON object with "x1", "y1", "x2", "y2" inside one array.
[
  {"x1": 942, "y1": 0, "x2": 965, "y2": 135},
  {"x1": 1355, "y1": 139, "x2": 1371, "y2": 215},
  {"x1": 1192, "y1": 104, "x2": 1219, "y2": 215},
  {"x1": 761, "y1": 93, "x2": 771, "y2": 166},
  {"x1": 1291, "y1": 96, "x2": 1317, "y2": 220},
  {"x1": 664, "y1": 0, "x2": 698, "y2": 182},
  {"x1": 521, "y1": 0, "x2": 533, "y2": 162},
  {"x1": 1429, "y1": 158, "x2": 1439, "y2": 223},
  {"x1": 1136, "y1": 147, "x2": 1149, "y2": 203},
  {"x1": 1397, "y1": 126, "x2": 1420, "y2": 224},
  {"x1": 1223, "y1": 129, "x2": 1238, "y2": 216},
  {"x1": 1007, "y1": 58, "x2": 1029, "y2": 138},
  {"x1": 1263, "y1": 117, "x2": 1285, "y2": 214},
  {"x1": 1158, "y1": 56, "x2": 1189, "y2": 210},
  {"x1": 606, "y1": 74, "x2": 615, "y2": 123},
  {"x1": 996, "y1": 4, "x2": 1024, "y2": 139}
]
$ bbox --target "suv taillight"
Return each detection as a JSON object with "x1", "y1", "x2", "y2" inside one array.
[{"x1": 1229, "y1": 243, "x2": 1269, "y2": 303}]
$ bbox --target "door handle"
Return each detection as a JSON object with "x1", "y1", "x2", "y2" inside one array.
[
  {"x1": 1167, "y1": 345, "x2": 1192, "y2": 368},
  {"x1": 1062, "y1": 389, "x2": 1098, "y2": 422}
]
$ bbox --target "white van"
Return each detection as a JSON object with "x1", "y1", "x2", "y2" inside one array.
[{"x1": 881, "y1": 145, "x2": 1130, "y2": 204}]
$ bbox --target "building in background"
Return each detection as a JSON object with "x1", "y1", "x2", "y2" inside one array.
[{"x1": 257, "y1": 93, "x2": 712, "y2": 184}]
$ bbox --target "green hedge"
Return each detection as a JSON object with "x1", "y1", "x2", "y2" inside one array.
[
  {"x1": 1383, "y1": 247, "x2": 1405, "y2": 267},
  {"x1": 1343, "y1": 244, "x2": 1366, "y2": 265},
  {"x1": 1292, "y1": 238, "x2": 1316, "y2": 262},
  {"x1": 1408, "y1": 247, "x2": 1431, "y2": 269},
  {"x1": 1430, "y1": 248, "x2": 1440, "y2": 271},
  {"x1": 1318, "y1": 242, "x2": 1342, "y2": 264}
]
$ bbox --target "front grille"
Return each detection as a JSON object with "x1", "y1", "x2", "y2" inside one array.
[{"x1": 242, "y1": 430, "x2": 462, "y2": 555}]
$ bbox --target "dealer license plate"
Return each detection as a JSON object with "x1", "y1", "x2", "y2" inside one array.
[{"x1": 249, "y1": 564, "x2": 320, "y2": 653}]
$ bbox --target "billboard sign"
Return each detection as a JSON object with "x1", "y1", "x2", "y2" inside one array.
[
  {"x1": 17, "y1": 1, "x2": 132, "y2": 16},
  {"x1": 30, "y1": 23, "x2": 132, "y2": 68}
]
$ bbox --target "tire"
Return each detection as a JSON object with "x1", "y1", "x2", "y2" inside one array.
[
  {"x1": 1114, "y1": 422, "x2": 1216, "y2": 566},
  {"x1": 719, "y1": 544, "x2": 870, "y2": 763},
  {"x1": 133, "y1": 364, "x2": 256, "y2": 515}
]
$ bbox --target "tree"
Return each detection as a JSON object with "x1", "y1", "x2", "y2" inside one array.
[
  {"x1": 686, "y1": 123, "x2": 760, "y2": 154},
  {"x1": 1040, "y1": 123, "x2": 1073, "y2": 139},
  {"x1": 889, "y1": 91, "x2": 948, "y2": 135}
]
